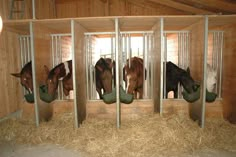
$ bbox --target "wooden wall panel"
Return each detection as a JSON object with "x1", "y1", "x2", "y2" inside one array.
[
  {"x1": 0, "y1": 30, "x2": 22, "y2": 118},
  {"x1": 74, "y1": 21, "x2": 87, "y2": 126},
  {"x1": 221, "y1": 24, "x2": 236, "y2": 123},
  {"x1": 152, "y1": 20, "x2": 161, "y2": 113},
  {"x1": 55, "y1": 0, "x2": 188, "y2": 18},
  {"x1": 33, "y1": 23, "x2": 52, "y2": 85},
  {"x1": 36, "y1": 0, "x2": 55, "y2": 19}
]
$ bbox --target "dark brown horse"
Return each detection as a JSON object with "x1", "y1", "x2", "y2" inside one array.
[
  {"x1": 44, "y1": 60, "x2": 73, "y2": 96},
  {"x1": 95, "y1": 58, "x2": 116, "y2": 99},
  {"x1": 166, "y1": 61, "x2": 198, "y2": 98},
  {"x1": 11, "y1": 61, "x2": 33, "y2": 94},
  {"x1": 123, "y1": 57, "x2": 146, "y2": 99}
]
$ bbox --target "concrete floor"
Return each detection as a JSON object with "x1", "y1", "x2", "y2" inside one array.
[
  {"x1": 0, "y1": 141, "x2": 235, "y2": 157},
  {"x1": 0, "y1": 141, "x2": 83, "y2": 157}
]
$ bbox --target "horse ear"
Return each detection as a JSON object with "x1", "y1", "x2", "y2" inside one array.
[
  {"x1": 186, "y1": 67, "x2": 190, "y2": 75},
  {"x1": 11, "y1": 73, "x2": 21, "y2": 78},
  {"x1": 44, "y1": 65, "x2": 50, "y2": 75}
]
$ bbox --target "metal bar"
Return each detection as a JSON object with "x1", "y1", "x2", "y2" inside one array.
[
  {"x1": 30, "y1": 22, "x2": 39, "y2": 127},
  {"x1": 32, "y1": 0, "x2": 36, "y2": 19},
  {"x1": 71, "y1": 20, "x2": 79, "y2": 128},
  {"x1": 163, "y1": 33, "x2": 167, "y2": 99},
  {"x1": 85, "y1": 36, "x2": 89, "y2": 100},
  {"x1": 115, "y1": 18, "x2": 121, "y2": 128},
  {"x1": 160, "y1": 17, "x2": 164, "y2": 115},
  {"x1": 201, "y1": 16, "x2": 209, "y2": 128},
  {"x1": 164, "y1": 30, "x2": 189, "y2": 34},
  {"x1": 143, "y1": 33, "x2": 146, "y2": 98},
  {"x1": 27, "y1": 36, "x2": 31, "y2": 61},
  {"x1": 84, "y1": 31, "x2": 153, "y2": 36},
  {"x1": 218, "y1": 32, "x2": 223, "y2": 98},
  {"x1": 51, "y1": 33, "x2": 71, "y2": 37}
]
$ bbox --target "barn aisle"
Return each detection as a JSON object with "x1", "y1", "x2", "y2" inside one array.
[{"x1": 0, "y1": 141, "x2": 83, "y2": 157}]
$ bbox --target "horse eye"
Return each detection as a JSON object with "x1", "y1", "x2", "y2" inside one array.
[{"x1": 23, "y1": 78, "x2": 27, "y2": 81}]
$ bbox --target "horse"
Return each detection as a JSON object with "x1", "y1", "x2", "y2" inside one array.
[
  {"x1": 44, "y1": 60, "x2": 73, "y2": 96},
  {"x1": 206, "y1": 64, "x2": 217, "y2": 92},
  {"x1": 11, "y1": 61, "x2": 33, "y2": 94},
  {"x1": 123, "y1": 57, "x2": 146, "y2": 99},
  {"x1": 95, "y1": 57, "x2": 116, "y2": 99},
  {"x1": 165, "y1": 61, "x2": 198, "y2": 98}
]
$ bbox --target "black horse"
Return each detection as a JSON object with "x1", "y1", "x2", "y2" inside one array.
[{"x1": 165, "y1": 61, "x2": 198, "y2": 98}]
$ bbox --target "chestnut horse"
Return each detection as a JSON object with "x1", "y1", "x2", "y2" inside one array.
[
  {"x1": 95, "y1": 57, "x2": 116, "y2": 99},
  {"x1": 11, "y1": 61, "x2": 33, "y2": 94},
  {"x1": 123, "y1": 57, "x2": 146, "y2": 99},
  {"x1": 44, "y1": 60, "x2": 73, "y2": 96}
]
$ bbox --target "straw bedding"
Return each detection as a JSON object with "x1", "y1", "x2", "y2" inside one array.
[{"x1": 0, "y1": 113, "x2": 235, "y2": 157}]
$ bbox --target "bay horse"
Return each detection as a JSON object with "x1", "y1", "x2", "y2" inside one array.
[
  {"x1": 44, "y1": 60, "x2": 73, "y2": 97},
  {"x1": 95, "y1": 57, "x2": 116, "y2": 99},
  {"x1": 123, "y1": 57, "x2": 146, "y2": 99},
  {"x1": 11, "y1": 61, "x2": 33, "y2": 94},
  {"x1": 166, "y1": 61, "x2": 198, "y2": 98}
]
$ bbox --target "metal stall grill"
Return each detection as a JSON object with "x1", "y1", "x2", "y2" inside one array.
[
  {"x1": 121, "y1": 31, "x2": 154, "y2": 99},
  {"x1": 85, "y1": 33, "x2": 115, "y2": 100},
  {"x1": 19, "y1": 35, "x2": 32, "y2": 95},
  {"x1": 208, "y1": 31, "x2": 224, "y2": 98},
  {"x1": 51, "y1": 34, "x2": 72, "y2": 100},
  {"x1": 163, "y1": 31, "x2": 190, "y2": 99}
]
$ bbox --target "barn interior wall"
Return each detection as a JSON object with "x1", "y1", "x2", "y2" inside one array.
[
  {"x1": 0, "y1": 30, "x2": 22, "y2": 118},
  {"x1": 33, "y1": 23, "x2": 53, "y2": 86},
  {"x1": 55, "y1": 0, "x2": 188, "y2": 18},
  {"x1": 74, "y1": 21, "x2": 87, "y2": 125},
  {"x1": 222, "y1": 24, "x2": 236, "y2": 123}
]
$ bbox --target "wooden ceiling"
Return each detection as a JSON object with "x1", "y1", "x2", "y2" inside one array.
[
  {"x1": 129, "y1": 0, "x2": 236, "y2": 15},
  {"x1": 120, "y1": 0, "x2": 236, "y2": 15},
  {"x1": 152, "y1": 0, "x2": 236, "y2": 15}
]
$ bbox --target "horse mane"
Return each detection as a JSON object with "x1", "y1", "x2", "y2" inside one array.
[
  {"x1": 96, "y1": 58, "x2": 113, "y2": 71},
  {"x1": 48, "y1": 60, "x2": 71, "y2": 79},
  {"x1": 127, "y1": 57, "x2": 143, "y2": 75},
  {"x1": 21, "y1": 61, "x2": 32, "y2": 75}
]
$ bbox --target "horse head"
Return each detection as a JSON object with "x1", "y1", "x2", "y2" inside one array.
[
  {"x1": 11, "y1": 61, "x2": 33, "y2": 93},
  {"x1": 206, "y1": 64, "x2": 217, "y2": 92},
  {"x1": 95, "y1": 58, "x2": 115, "y2": 97},
  {"x1": 44, "y1": 65, "x2": 61, "y2": 96},
  {"x1": 123, "y1": 57, "x2": 145, "y2": 98},
  {"x1": 180, "y1": 67, "x2": 198, "y2": 94}
]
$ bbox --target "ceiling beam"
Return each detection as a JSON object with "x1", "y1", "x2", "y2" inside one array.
[
  {"x1": 149, "y1": 0, "x2": 215, "y2": 14},
  {"x1": 188, "y1": 0, "x2": 236, "y2": 14}
]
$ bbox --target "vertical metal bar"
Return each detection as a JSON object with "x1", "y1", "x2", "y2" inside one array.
[
  {"x1": 201, "y1": 16, "x2": 208, "y2": 128},
  {"x1": 160, "y1": 18, "x2": 164, "y2": 115},
  {"x1": 143, "y1": 33, "x2": 146, "y2": 98},
  {"x1": 163, "y1": 33, "x2": 167, "y2": 99},
  {"x1": 218, "y1": 32, "x2": 223, "y2": 98},
  {"x1": 85, "y1": 36, "x2": 89, "y2": 100},
  {"x1": 71, "y1": 20, "x2": 79, "y2": 128},
  {"x1": 32, "y1": 0, "x2": 36, "y2": 19},
  {"x1": 128, "y1": 34, "x2": 131, "y2": 68},
  {"x1": 27, "y1": 36, "x2": 31, "y2": 61},
  {"x1": 30, "y1": 22, "x2": 39, "y2": 127},
  {"x1": 115, "y1": 18, "x2": 121, "y2": 128}
]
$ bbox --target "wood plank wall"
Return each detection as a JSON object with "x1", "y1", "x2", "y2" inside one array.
[
  {"x1": 55, "y1": 0, "x2": 187, "y2": 18},
  {"x1": 222, "y1": 24, "x2": 236, "y2": 123},
  {"x1": 0, "y1": 30, "x2": 22, "y2": 118}
]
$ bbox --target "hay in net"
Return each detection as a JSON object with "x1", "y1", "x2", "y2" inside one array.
[{"x1": 0, "y1": 112, "x2": 236, "y2": 157}]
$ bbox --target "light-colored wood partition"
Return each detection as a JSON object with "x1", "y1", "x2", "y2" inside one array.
[
  {"x1": 72, "y1": 20, "x2": 87, "y2": 127},
  {"x1": 0, "y1": 21, "x2": 31, "y2": 119},
  {"x1": 208, "y1": 15, "x2": 236, "y2": 123},
  {"x1": 152, "y1": 19, "x2": 162, "y2": 113}
]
